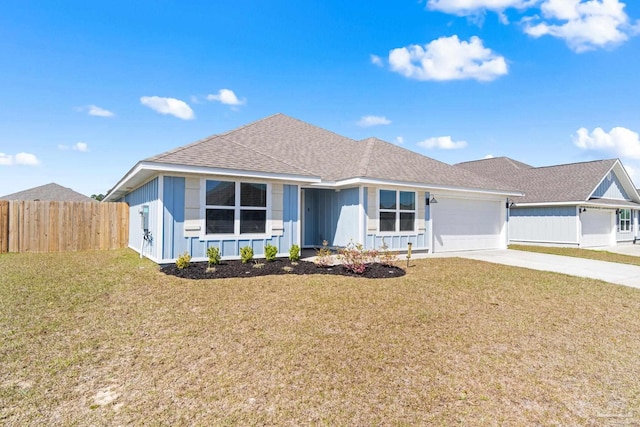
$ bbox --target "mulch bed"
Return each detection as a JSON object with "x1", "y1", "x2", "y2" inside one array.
[{"x1": 161, "y1": 258, "x2": 406, "y2": 280}]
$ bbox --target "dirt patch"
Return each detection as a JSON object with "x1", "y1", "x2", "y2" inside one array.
[{"x1": 160, "y1": 258, "x2": 406, "y2": 280}]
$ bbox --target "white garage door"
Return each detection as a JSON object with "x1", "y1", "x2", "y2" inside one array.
[
  {"x1": 581, "y1": 210, "x2": 614, "y2": 248},
  {"x1": 432, "y1": 197, "x2": 503, "y2": 252}
]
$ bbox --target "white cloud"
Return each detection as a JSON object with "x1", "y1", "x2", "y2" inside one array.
[
  {"x1": 0, "y1": 152, "x2": 40, "y2": 166},
  {"x1": 395, "y1": 136, "x2": 405, "y2": 145},
  {"x1": 484, "y1": 154, "x2": 495, "y2": 159},
  {"x1": 573, "y1": 126, "x2": 640, "y2": 159},
  {"x1": 388, "y1": 35, "x2": 508, "y2": 82},
  {"x1": 623, "y1": 164, "x2": 638, "y2": 183},
  {"x1": 357, "y1": 115, "x2": 392, "y2": 127},
  {"x1": 427, "y1": 0, "x2": 535, "y2": 15},
  {"x1": 88, "y1": 105, "x2": 114, "y2": 117},
  {"x1": 206, "y1": 89, "x2": 246, "y2": 106},
  {"x1": 524, "y1": 0, "x2": 639, "y2": 52},
  {"x1": 140, "y1": 96, "x2": 195, "y2": 120},
  {"x1": 417, "y1": 136, "x2": 469, "y2": 150},
  {"x1": 73, "y1": 142, "x2": 88, "y2": 152},
  {"x1": 370, "y1": 54, "x2": 384, "y2": 67}
]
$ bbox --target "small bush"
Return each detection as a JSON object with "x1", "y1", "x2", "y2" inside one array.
[
  {"x1": 289, "y1": 244, "x2": 301, "y2": 262},
  {"x1": 240, "y1": 246, "x2": 254, "y2": 264},
  {"x1": 378, "y1": 239, "x2": 399, "y2": 267},
  {"x1": 207, "y1": 246, "x2": 221, "y2": 266},
  {"x1": 315, "y1": 240, "x2": 333, "y2": 267},
  {"x1": 338, "y1": 240, "x2": 376, "y2": 274},
  {"x1": 264, "y1": 244, "x2": 278, "y2": 262},
  {"x1": 176, "y1": 252, "x2": 191, "y2": 270}
]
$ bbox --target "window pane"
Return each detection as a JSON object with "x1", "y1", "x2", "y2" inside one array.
[
  {"x1": 240, "y1": 210, "x2": 266, "y2": 234},
  {"x1": 206, "y1": 180, "x2": 235, "y2": 206},
  {"x1": 241, "y1": 183, "x2": 267, "y2": 207},
  {"x1": 380, "y1": 190, "x2": 396, "y2": 210},
  {"x1": 380, "y1": 211, "x2": 396, "y2": 232},
  {"x1": 206, "y1": 209, "x2": 234, "y2": 234},
  {"x1": 400, "y1": 212, "x2": 415, "y2": 231},
  {"x1": 399, "y1": 191, "x2": 415, "y2": 210}
]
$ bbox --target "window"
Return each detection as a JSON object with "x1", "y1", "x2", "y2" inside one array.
[
  {"x1": 379, "y1": 190, "x2": 415, "y2": 233},
  {"x1": 619, "y1": 209, "x2": 631, "y2": 232},
  {"x1": 205, "y1": 180, "x2": 268, "y2": 235}
]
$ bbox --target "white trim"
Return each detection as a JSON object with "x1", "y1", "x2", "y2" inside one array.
[
  {"x1": 377, "y1": 189, "x2": 417, "y2": 235},
  {"x1": 358, "y1": 186, "x2": 365, "y2": 244},
  {"x1": 297, "y1": 186, "x2": 302, "y2": 248},
  {"x1": 511, "y1": 238, "x2": 580, "y2": 245},
  {"x1": 309, "y1": 177, "x2": 523, "y2": 197},
  {"x1": 104, "y1": 161, "x2": 320, "y2": 202},
  {"x1": 200, "y1": 179, "x2": 272, "y2": 239}
]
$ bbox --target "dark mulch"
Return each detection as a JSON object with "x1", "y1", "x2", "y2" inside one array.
[{"x1": 161, "y1": 258, "x2": 406, "y2": 280}]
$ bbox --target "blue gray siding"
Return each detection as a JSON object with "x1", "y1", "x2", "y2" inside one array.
[
  {"x1": 162, "y1": 177, "x2": 299, "y2": 261},
  {"x1": 509, "y1": 206, "x2": 578, "y2": 244},
  {"x1": 124, "y1": 177, "x2": 160, "y2": 260},
  {"x1": 304, "y1": 188, "x2": 359, "y2": 247},
  {"x1": 592, "y1": 172, "x2": 629, "y2": 200}
]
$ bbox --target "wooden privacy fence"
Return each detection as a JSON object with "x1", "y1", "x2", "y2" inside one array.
[{"x1": 0, "y1": 200, "x2": 129, "y2": 253}]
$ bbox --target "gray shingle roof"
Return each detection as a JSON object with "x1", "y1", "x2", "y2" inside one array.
[
  {"x1": 456, "y1": 157, "x2": 618, "y2": 203},
  {"x1": 0, "y1": 183, "x2": 95, "y2": 202},
  {"x1": 146, "y1": 114, "x2": 518, "y2": 192}
]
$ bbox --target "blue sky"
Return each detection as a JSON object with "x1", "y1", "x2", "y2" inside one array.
[{"x1": 2, "y1": 0, "x2": 640, "y2": 197}]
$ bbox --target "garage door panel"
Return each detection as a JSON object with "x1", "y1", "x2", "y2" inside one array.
[
  {"x1": 432, "y1": 198, "x2": 502, "y2": 252},
  {"x1": 581, "y1": 210, "x2": 613, "y2": 248}
]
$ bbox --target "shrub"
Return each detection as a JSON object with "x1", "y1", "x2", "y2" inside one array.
[
  {"x1": 264, "y1": 244, "x2": 278, "y2": 262},
  {"x1": 240, "y1": 246, "x2": 254, "y2": 264},
  {"x1": 337, "y1": 240, "x2": 373, "y2": 274},
  {"x1": 176, "y1": 252, "x2": 191, "y2": 270},
  {"x1": 207, "y1": 246, "x2": 221, "y2": 266},
  {"x1": 289, "y1": 244, "x2": 300, "y2": 262},
  {"x1": 315, "y1": 240, "x2": 333, "y2": 267}
]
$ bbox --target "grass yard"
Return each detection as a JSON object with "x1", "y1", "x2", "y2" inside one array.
[
  {"x1": 510, "y1": 244, "x2": 640, "y2": 267},
  {"x1": 1, "y1": 249, "x2": 640, "y2": 425}
]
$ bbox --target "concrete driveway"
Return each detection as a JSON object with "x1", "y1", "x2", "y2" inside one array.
[
  {"x1": 589, "y1": 244, "x2": 640, "y2": 257},
  {"x1": 434, "y1": 249, "x2": 640, "y2": 289}
]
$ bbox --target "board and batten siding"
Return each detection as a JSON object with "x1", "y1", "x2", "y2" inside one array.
[
  {"x1": 162, "y1": 175, "x2": 299, "y2": 261},
  {"x1": 303, "y1": 188, "x2": 360, "y2": 247},
  {"x1": 364, "y1": 187, "x2": 429, "y2": 251},
  {"x1": 124, "y1": 177, "x2": 160, "y2": 260},
  {"x1": 592, "y1": 172, "x2": 630, "y2": 200},
  {"x1": 509, "y1": 206, "x2": 578, "y2": 245}
]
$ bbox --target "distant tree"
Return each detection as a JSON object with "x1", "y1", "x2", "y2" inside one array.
[{"x1": 91, "y1": 193, "x2": 105, "y2": 201}]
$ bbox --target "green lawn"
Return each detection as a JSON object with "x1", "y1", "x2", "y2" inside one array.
[
  {"x1": 510, "y1": 244, "x2": 640, "y2": 267},
  {"x1": 1, "y1": 249, "x2": 640, "y2": 425}
]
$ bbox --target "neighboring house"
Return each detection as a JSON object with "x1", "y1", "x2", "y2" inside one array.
[
  {"x1": 457, "y1": 157, "x2": 640, "y2": 248},
  {"x1": 104, "y1": 114, "x2": 522, "y2": 263},
  {"x1": 0, "y1": 182, "x2": 94, "y2": 202}
]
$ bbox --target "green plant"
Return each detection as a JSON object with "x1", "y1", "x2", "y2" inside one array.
[
  {"x1": 264, "y1": 244, "x2": 278, "y2": 262},
  {"x1": 175, "y1": 252, "x2": 191, "y2": 270},
  {"x1": 289, "y1": 244, "x2": 301, "y2": 262},
  {"x1": 207, "y1": 246, "x2": 221, "y2": 266},
  {"x1": 315, "y1": 240, "x2": 333, "y2": 267},
  {"x1": 240, "y1": 246, "x2": 254, "y2": 264}
]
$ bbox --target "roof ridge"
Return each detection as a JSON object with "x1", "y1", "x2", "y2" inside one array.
[
  {"x1": 532, "y1": 158, "x2": 616, "y2": 170},
  {"x1": 355, "y1": 137, "x2": 376, "y2": 177}
]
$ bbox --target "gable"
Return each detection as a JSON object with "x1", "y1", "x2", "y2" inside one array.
[{"x1": 591, "y1": 171, "x2": 630, "y2": 200}]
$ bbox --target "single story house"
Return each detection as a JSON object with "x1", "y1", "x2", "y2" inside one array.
[
  {"x1": 104, "y1": 114, "x2": 522, "y2": 263},
  {"x1": 0, "y1": 182, "x2": 95, "y2": 202},
  {"x1": 457, "y1": 157, "x2": 640, "y2": 248}
]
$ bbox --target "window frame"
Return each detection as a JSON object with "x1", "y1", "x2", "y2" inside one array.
[
  {"x1": 377, "y1": 189, "x2": 417, "y2": 235},
  {"x1": 202, "y1": 179, "x2": 271, "y2": 238},
  {"x1": 619, "y1": 208, "x2": 631, "y2": 232}
]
